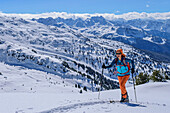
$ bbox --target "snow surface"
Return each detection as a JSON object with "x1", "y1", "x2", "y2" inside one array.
[
  {"x1": 143, "y1": 37, "x2": 166, "y2": 45},
  {"x1": 0, "y1": 62, "x2": 169, "y2": 113}
]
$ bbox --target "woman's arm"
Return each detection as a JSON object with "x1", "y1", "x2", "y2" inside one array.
[{"x1": 105, "y1": 58, "x2": 116, "y2": 68}]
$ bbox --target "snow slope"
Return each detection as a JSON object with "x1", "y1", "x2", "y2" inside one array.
[{"x1": 0, "y1": 62, "x2": 169, "y2": 113}]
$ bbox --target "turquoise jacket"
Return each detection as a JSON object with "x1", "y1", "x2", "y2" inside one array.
[{"x1": 105, "y1": 57, "x2": 135, "y2": 76}]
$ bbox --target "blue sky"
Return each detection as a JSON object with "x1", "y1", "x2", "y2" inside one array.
[{"x1": 0, "y1": 0, "x2": 169, "y2": 14}]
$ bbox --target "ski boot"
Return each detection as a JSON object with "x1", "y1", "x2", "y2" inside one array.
[{"x1": 120, "y1": 92, "x2": 129, "y2": 102}]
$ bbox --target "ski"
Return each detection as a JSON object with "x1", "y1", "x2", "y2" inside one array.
[
  {"x1": 109, "y1": 100, "x2": 129, "y2": 103},
  {"x1": 109, "y1": 100, "x2": 120, "y2": 103}
]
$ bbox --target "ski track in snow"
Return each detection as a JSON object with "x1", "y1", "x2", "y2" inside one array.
[
  {"x1": 40, "y1": 100, "x2": 108, "y2": 113},
  {"x1": 39, "y1": 100, "x2": 166, "y2": 113}
]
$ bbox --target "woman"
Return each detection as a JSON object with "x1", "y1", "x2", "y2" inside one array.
[{"x1": 102, "y1": 48, "x2": 135, "y2": 102}]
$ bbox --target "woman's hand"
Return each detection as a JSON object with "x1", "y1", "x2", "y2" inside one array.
[
  {"x1": 102, "y1": 64, "x2": 106, "y2": 69},
  {"x1": 131, "y1": 68, "x2": 135, "y2": 74}
]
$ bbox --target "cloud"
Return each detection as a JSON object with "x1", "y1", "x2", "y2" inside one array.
[
  {"x1": 146, "y1": 4, "x2": 150, "y2": 7},
  {"x1": 115, "y1": 10, "x2": 120, "y2": 13},
  {"x1": 146, "y1": 1, "x2": 150, "y2": 8},
  {"x1": 1, "y1": 12, "x2": 170, "y2": 20}
]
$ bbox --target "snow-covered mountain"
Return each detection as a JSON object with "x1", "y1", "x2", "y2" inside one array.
[
  {"x1": 28, "y1": 12, "x2": 170, "y2": 62},
  {"x1": 0, "y1": 15, "x2": 120, "y2": 92},
  {"x1": 0, "y1": 13, "x2": 169, "y2": 93}
]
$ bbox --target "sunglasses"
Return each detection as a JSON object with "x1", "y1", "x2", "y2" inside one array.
[{"x1": 116, "y1": 53, "x2": 121, "y2": 55}]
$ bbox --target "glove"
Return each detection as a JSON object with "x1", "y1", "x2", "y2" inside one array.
[
  {"x1": 102, "y1": 64, "x2": 106, "y2": 69},
  {"x1": 131, "y1": 68, "x2": 135, "y2": 74}
]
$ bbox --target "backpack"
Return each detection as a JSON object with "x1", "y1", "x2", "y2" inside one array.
[{"x1": 114, "y1": 57, "x2": 130, "y2": 75}]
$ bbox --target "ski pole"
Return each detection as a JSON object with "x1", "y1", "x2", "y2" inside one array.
[
  {"x1": 132, "y1": 73, "x2": 137, "y2": 103},
  {"x1": 98, "y1": 68, "x2": 104, "y2": 99},
  {"x1": 131, "y1": 47, "x2": 137, "y2": 103}
]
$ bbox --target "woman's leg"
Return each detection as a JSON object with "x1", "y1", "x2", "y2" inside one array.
[{"x1": 118, "y1": 75, "x2": 130, "y2": 98}]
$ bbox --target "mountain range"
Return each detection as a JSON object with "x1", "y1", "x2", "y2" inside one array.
[
  {"x1": 31, "y1": 14, "x2": 170, "y2": 62},
  {"x1": 0, "y1": 12, "x2": 170, "y2": 92}
]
